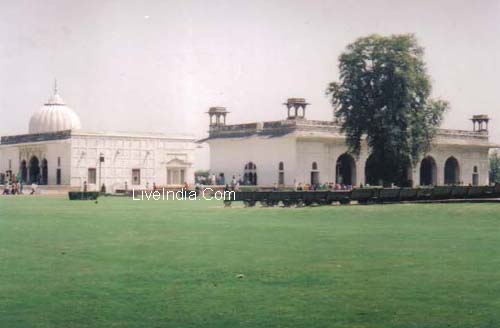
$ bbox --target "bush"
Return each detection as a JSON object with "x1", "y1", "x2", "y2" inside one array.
[{"x1": 68, "y1": 191, "x2": 100, "y2": 200}]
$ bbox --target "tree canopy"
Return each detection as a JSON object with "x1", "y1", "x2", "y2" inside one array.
[{"x1": 327, "y1": 34, "x2": 448, "y2": 186}]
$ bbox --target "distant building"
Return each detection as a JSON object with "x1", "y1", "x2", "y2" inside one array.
[
  {"x1": 205, "y1": 98, "x2": 497, "y2": 187},
  {"x1": 0, "y1": 84, "x2": 195, "y2": 190}
]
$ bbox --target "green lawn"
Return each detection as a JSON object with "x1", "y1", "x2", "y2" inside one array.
[{"x1": 0, "y1": 197, "x2": 499, "y2": 328}]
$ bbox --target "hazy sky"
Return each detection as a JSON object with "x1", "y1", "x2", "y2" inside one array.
[{"x1": 1, "y1": 0, "x2": 499, "y2": 149}]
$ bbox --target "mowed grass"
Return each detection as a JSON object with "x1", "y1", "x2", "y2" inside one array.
[{"x1": 0, "y1": 197, "x2": 499, "y2": 328}]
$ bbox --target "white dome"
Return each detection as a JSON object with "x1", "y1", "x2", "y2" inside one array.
[{"x1": 29, "y1": 91, "x2": 82, "y2": 134}]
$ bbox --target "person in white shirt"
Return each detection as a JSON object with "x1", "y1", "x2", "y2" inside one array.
[{"x1": 30, "y1": 182, "x2": 37, "y2": 195}]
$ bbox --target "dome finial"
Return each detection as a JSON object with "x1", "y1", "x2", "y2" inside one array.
[{"x1": 46, "y1": 79, "x2": 65, "y2": 105}]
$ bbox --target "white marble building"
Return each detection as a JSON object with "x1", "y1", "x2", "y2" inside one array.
[
  {"x1": 206, "y1": 98, "x2": 497, "y2": 187},
  {"x1": 0, "y1": 86, "x2": 195, "y2": 191}
]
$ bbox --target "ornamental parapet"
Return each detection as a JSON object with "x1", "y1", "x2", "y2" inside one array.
[
  {"x1": 207, "y1": 119, "x2": 490, "y2": 144},
  {"x1": 0, "y1": 130, "x2": 72, "y2": 145},
  {"x1": 436, "y1": 129, "x2": 488, "y2": 139}
]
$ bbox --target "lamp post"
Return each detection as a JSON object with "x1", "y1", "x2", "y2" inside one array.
[{"x1": 99, "y1": 153, "x2": 104, "y2": 192}]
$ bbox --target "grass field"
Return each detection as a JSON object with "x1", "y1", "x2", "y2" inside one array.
[{"x1": 0, "y1": 197, "x2": 499, "y2": 328}]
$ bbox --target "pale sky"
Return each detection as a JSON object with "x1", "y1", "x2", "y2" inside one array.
[{"x1": 1, "y1": 0, "x2": 499, "y2": 168}]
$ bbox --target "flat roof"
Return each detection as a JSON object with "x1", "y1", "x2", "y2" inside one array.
[{"x1": 0, "y1": 130, "x2": 195, "y2": 146}]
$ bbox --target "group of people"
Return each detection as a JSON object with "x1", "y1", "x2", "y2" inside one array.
[
  {"x1": 187, "y1": 175, "x2": 243, "y2": 195},
  {"x1": 197, "y1": 173, "x2": 262, "y2": 187},
  {"x1": 196, "y1": 173, "x2": 227, "y2": 186},
  {"x1": 2, "y1": 176, "x2": 37, "y2": 195},
  {"x1": 230, "y1": 176, "x2": 242, "y2": 191},
  {"x1": 218, "y1": 176, "x2": 354, "y2": 192},
  {"x1": 293, "y1": 182, "x2": 353, "y2": 192}
]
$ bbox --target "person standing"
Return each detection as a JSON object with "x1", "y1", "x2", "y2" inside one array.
[
  {"x1": 30, "y1": 182, "x2": 37, "y2": 195},
  {"x1": 231, "y1": 176, "x2": 236, "y2": 190}
]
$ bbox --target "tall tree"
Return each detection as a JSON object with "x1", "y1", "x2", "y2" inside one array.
[{"x1": 327, "y1": 34, "x2": 448, "y2": 186}]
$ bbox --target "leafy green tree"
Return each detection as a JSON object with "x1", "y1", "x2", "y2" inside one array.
[
  {"x1": 327, "y1": 34, "x2": 448, "y2": 186},
  {"x1": 490, "y1": 152, "x2": 500, "y2": 184}
]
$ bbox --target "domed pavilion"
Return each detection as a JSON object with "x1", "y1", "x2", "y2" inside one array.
[{"x1": 0, "y1": 82, "x2": 195, "y2": 190}]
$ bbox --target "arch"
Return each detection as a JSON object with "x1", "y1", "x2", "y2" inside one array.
[
  {"x1": 28, "y1": 156, "x2": 40, "y2": 184},
  {"x1": 312, "y1": 162, "x2": 318, "y2": 170},
  {"x1": 41, "y1": 159, "x2": 48, "y2": 185},
  {"x1": 244, "y1": 162, "x2": 257, "y2": 185},
  {"x1": 336, "y1": 153, "x2": 356, "y2": 186},
  {"x1": 278, "y1": 162, "x2": 284, "y2": 171},
  {"x1": 244, "y1": 162, "x2": 256, "y2": 171},
  {"x1": 444, "y1": 157, "x2": 460, "y2": 185},
  {"x1": 20, "y1": 160, "x2": 27, "y2": 183},
  {"x1": 365, "y1": 154, "x2": 412, "y2": 187},
  {"x1": 420, "y1": 156, "x2": 437, "y2": 186}
]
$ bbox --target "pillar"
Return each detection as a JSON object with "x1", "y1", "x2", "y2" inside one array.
[{"x1": 436, "y1": 161, "x2": 444, "y2": 185}]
